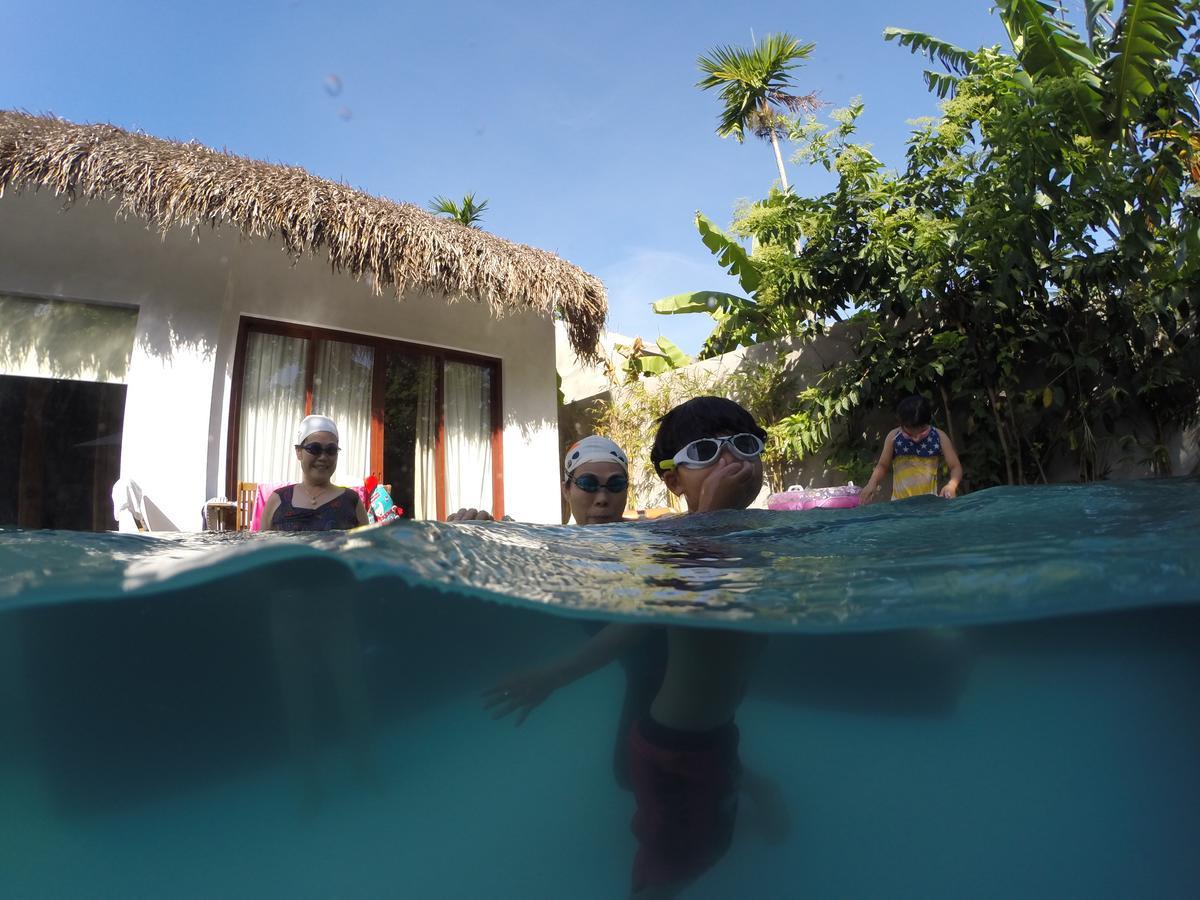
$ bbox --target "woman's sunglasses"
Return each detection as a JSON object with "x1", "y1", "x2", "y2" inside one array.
[
  {"x1": 568, "y1": 473, "x2": 629, "y2": 494},
  {"x1": 658, "y1": 433, "x2": 764, "y2": 471},
  {"x1": 297, "y1": 442, "x2": 341, "y2": 457}
]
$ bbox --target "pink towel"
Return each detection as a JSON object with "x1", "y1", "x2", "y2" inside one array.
[
  {"x1": 251, "y1": 482, "x2": 290, "y2": 532},
  {"x1": 252, "y1": 482, "x2": 372, "y2": 531}
]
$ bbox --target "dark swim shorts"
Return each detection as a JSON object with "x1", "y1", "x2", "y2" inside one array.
[{"x1": 629, "y1": 717, "x2": 741, "y2": 893}]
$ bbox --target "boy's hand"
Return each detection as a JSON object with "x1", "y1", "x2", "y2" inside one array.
[
  {"x1": 697, "y1": 458, "x2": 760, "y2": 512},
  {"x1": 939, "y1": 484, "x2": 958, "y2": 499},
  {"x1": 482, "y1": 667, "x2": 564, "y2": 725}
]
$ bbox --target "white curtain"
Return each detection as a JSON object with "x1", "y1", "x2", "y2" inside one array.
[
  {"x1": 237, "y1": 332, "x2": 309, "y2": 485},
  {"x1": 312, "y1": 340, "x2": 374, "y2": 485},
  {"x1": 412, "y1": 357, "x2": 438, "y2": 520},
  {"x1": 443, "y1": 361, "x2": 493, "y2": 514}
]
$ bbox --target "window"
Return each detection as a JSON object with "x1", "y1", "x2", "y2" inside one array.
[
  {"x1": 228, "y1": 318, "x2": 502, "y2": 520},
  {"x1": 0, "y1": 293, "x2": 137, "y2": 530}
]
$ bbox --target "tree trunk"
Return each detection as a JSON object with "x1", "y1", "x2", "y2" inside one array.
[
  {"x1": 769, "y1": 130, "x2": 790, "y2": 191},
  {"x1": 985, "y1": 385, "x2": 1015, "y2": 485},
  {"x1": 938, "y1": 383, "x2": 969, "y2": 493},
  {"x1": 1006, "y1": 398, "x2": 1025, "y2": 485}
]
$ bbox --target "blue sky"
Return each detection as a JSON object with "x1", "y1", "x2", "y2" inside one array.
[{"x1": 2, "y1": 0, "x2": 1009, "y2": 354}]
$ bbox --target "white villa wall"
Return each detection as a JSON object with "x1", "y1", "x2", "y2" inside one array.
[{"x1": 0, "y1": 192, "x2": 562, "y2": 528}]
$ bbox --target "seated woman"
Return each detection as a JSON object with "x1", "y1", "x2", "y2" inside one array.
[
  {"x1": 260, "y1": 414, "x2": 374, "y2": 810},
  {"x1": 260, "y1": 415, "x2": 368, "y2": 531}
]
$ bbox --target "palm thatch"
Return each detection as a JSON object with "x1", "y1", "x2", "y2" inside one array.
[{"x1": 0, "y1": 110, "x2": 606, "y2": 359}]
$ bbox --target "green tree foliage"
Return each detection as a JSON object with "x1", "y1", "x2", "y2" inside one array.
[
  {"x1": 428, "y1": 192, "x2": 490, "y2": 227},
  {"x1": 678, "y1": 1, "x2": 1200, "y2": 486}
]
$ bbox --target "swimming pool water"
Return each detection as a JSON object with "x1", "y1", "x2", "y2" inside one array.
[{"x1": 1, "y1": 480, "x2": 1197, "y2": 898}]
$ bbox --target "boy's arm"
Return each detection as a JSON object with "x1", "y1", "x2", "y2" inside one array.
[
  {"x1": 939, "y1": 430, "x2": 964, "y2": 498},
  {"x1": 859, "y1": 429, "x2": 897, "y2": 505},
  {"x1": 482, "y1": 624, "x2": 651, "y2": 725}
]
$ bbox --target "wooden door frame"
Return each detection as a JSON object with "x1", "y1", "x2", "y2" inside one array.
[{"x1": 225, "y1": 316, "x2": 504, "y2": 519}]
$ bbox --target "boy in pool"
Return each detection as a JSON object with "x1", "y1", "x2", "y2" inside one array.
[
  {"x1": 859, "y1": 394, "x2": 963, "y2": 504},
  {"x1": 626, "y1": 395, "x2": 771, "y2": 898},
  {"x1": 473, "y1": 414, "x2": 782, "y2": 896}
]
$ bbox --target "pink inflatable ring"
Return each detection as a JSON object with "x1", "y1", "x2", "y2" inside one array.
[{"x1": 767, "y1": 484, "x2": 861, "y2": 511}]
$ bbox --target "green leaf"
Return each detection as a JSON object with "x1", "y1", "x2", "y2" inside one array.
[
  {"x1": 651, "y1": 291, "x2": 748, "y2": 315},
  {"x1": 695, "y1": 212, "x2": 763, "y2": 294},
  {"x1": 995, "y1": 0, "x2": 1108, "y2": 139},
  {"x1": 1084, "y1": 0, "x2": 1114, "y2": 49},
  {"x1": 923, "y1": 70, "x2": 963, "y2": 99},
  {"x1": 654, "y1": 335, "x2": 693, "y2": 368},
  {"x1": 1100, "y1": 0, "x2": 1187, "y2": 131},
  {"x1": 1043, "y1": 386, "x2": 1054, "y2": 407},
  {"x1": 883, "y1": 27, "x2": 976, "y2": 75}
]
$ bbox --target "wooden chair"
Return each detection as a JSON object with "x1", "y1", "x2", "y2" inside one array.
[{"x1": 236, "y1": 481, "x2": 257, "y2": 531}]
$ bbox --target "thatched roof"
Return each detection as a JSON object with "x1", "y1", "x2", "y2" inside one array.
[{"x1": 0, "y1": 110, "x2": 606, "y2": 359}]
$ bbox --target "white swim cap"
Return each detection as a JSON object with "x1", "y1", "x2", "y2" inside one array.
[
  {"x1": 295, "y1": 414, "x2": 339, "y2": 445},
  {"x1": 564, "y1": 435, "x2": 628, "y2": 475}
]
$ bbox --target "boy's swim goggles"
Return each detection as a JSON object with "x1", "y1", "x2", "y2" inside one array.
[{"x1": 658, "y1": 433, "x2": 765, "y2": 471}]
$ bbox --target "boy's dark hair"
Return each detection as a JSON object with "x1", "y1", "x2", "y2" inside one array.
[
  {"x1": 896, "y1": 395, "x2": 932, "y2": 428},
  {"x1": 650, "y1": 396, "x2": 768, "y2": 473}
]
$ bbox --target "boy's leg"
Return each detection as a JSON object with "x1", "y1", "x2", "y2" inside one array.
[{"x1": 628, "y1": 717, "x2": 740, "y2": 895}]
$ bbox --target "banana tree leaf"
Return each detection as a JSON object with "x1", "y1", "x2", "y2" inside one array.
[
  {"x1": 1084, "y1": 0, "x2": 1114, "y2": 48},
  {"x1": 654, "y1": 335, "x2": 693, "y2": 368},
  {"x1": 695, "y1": 213, "x2": 762, "y2": 294},
  {"x1": 1101, "y1": 0, "x2": 1187, "y2": 129},
  {"x1": 635, "y1": 356, "x2": 672, "y2": 376},
  {"x1": 996, "y1": 0, "x2": 1108, "y2": 140},
  {"x1": 652, "y1": 291, "x2": 748, "y2": 315},
  {"x1": 883, "y1": 27, "x2": 976, "y2": 75}
]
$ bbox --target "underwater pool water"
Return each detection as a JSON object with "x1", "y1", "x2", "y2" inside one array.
[{"x1": 1, "y1": 480, "x2": 1198, "y2": 899}]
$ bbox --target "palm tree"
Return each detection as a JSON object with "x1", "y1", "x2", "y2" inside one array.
[
  {"x1": 428, "y1": 192, "x2": 490, "y2": 227},
  {"x1": 697, "y1": 33, "x2": 820, "y2": 190}
]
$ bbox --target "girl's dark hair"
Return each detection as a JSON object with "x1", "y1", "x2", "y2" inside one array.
[
  {"x1": 896, "y1": 395, "x2": 932, "y2": 428},
  {"x1": 650, "y1": 396, "x2": 767, "y2": 473}
]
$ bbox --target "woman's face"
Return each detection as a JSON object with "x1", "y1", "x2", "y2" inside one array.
[
  {"x1": 295, "y1": 430, "x2": 339, "y2": 486},
  {"x1": 561, "y1": 461, "x2": 628, "y2": 524}
]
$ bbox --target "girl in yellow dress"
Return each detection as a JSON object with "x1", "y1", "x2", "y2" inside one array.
[{"x1": 860, "y1": 395, "x2": 963, "y2": 503}]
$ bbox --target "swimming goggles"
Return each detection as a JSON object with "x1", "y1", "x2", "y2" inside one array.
[
  {"x1": 658, "y1": 433, "x2": 765, "y2": 471},
  {"x1": 568, "y1": 473, "x2": 629, "y2": 494},
  {"x1": 297, "y1": 442, "x2": 341, "y2": 457}
]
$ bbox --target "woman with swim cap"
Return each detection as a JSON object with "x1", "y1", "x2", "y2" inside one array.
[
  {"x1": 260, "y1": 414, "x2": 374, "y2": 809},
  {"x1": 261, "y1": 414, "x2": 368, "y2": 532}
]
